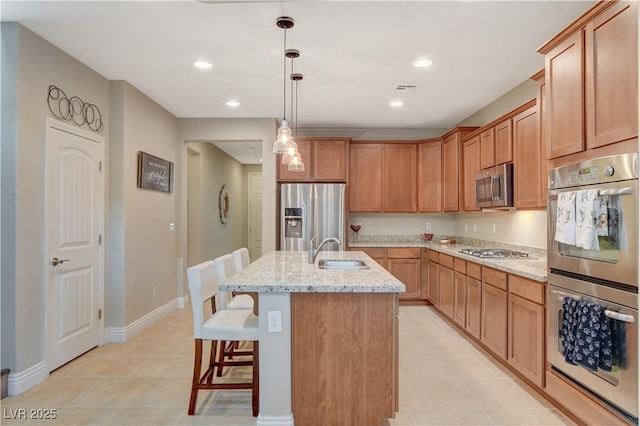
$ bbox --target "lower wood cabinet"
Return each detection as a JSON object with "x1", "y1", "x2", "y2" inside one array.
[
  {"x1": 507, "y1": 275, "x2": 545, "y2": 388},
  {"x1": 453, "y1": 271, "x2": 467, "y2": 328},
  {"x1": 465, "y1": 277, "x2": 482, "y2": 339},
  {"x1": 480, "y1": 267, "x2": 508, "y2": 360},
  {"x1": 426, "y1": 260, "x2": 439, "y2": 305},
  {"x1": 438, "y1": 264, "x2": 454, "y2": 318},
  {"x1": 388, "y1": 257, "x2": 421, "y2": 300},
  {"x1": 292, "y1": 293, "x2": 398, "y2": 426}
]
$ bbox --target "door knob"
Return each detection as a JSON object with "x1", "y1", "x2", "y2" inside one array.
[{"x1": 51, "y1": 257, "x2": 70, "y2": 266}]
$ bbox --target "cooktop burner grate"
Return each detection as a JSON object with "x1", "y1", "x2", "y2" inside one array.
[{"x1": 459, "y1": 248, "x2": 530, "y2": 258}]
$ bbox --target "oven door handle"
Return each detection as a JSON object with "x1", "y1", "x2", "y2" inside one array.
[
  {"x1": 599, "y1": 187, "x2": 634, "y2": 196},
  {"x1": 604, "y1": 309, "x2": 635, "y2": 323}
]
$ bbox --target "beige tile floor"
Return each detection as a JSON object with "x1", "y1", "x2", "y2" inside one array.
[{"x1": 1, "y1": 305, "x2": 573, "y2": 426}]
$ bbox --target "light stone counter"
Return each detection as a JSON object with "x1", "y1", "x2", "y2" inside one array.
[
  {"x1": 220, "y1": 250, "x2": 405, "y2": 293},
  {"x1": 350, "y1": 238, "x2": 547, "y2": 282}
]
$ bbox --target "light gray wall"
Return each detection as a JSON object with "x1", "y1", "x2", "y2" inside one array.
[
  {"x1": 185, "y1": 142, "x2": 246, "y2": 265},
  {"x1": 456, "y1": 78, "x2": 538, "y2": 127},
  {"x1": 456, "y1": 210, "x2": 547, "y2": 249},
  {"x1": 0, "y1": 23, "x2": 110, "y2": 372},
  {"x1": 109, "y1": 81, "x2": 181, "y2": 325}
]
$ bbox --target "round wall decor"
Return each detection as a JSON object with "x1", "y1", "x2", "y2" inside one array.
[{"x1": 218, "y1": 184, "x2": 230, "y2": 224}]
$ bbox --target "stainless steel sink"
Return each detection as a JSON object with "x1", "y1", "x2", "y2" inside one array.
[{"x1": 317, "y1": 259, "x2": 369, "y2": 270}]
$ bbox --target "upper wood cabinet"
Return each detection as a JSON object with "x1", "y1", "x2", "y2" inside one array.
[
  {"x1": 442, "y1": 132, "x2": 460, "y2": 212},
  {"x1": 349, "y1": 143, "x2": 383, "y2": 211},
  {"x1": 278, "y1": 137, "x2": 350, "y2": 182},
  {"x1": 539, "y1": 1, "x2": 638, "y2": 160},
  {"x1": 442, "y1": 128, "x2": 477, "y2": 212},
  {"x1": 383, "y1": 144, "x2": 417, "y2": 212},
  {"x1": 480, "y1": 119, "x2": 512, "y2": 170},
  {"x1": 585, "y1": 1, "x2": 638, "y2": 149},
  {"x1": 480, "y1": 128, "x2": 495, "y2": 170},
  {"x1": 349, "y1": 142, "x2": 416, "y2": 212},
  {"x1": 462, "y1": 135, "x2": 481, "y2": 212},
  {"x1": 417, "y1": 139, "x2": 442, "y2": 213},
  {"x1": 534, "y1": 71, "x2": 548, "y2": 207},
  {"x1": 513, "y1": 104, "x2": 543, "y2": 209},
  {"x1": 494, "y1": 119, "x2": 513, "y2": 165}
]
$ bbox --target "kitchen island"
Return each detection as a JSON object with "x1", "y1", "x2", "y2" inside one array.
[{"x1": 220, "y1": 251, "x2": 405, "y2": 426}]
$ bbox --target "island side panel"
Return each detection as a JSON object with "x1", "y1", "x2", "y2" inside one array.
[{"x1": 291, "y1": 292, "x2": 398, "y2": 426}]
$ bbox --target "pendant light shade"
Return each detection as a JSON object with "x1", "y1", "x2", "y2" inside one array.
[
  {"x1": 273, "y1": 120, "x2": 295, "y2": 154},
  {"x1": 287, "y1": 150, "x2": 305, "y2": 172}
]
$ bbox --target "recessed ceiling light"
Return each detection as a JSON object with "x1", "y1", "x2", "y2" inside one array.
[
  {"x1": 414, "y1": 59, "x2": 433, "y2": 68},
  {"x1": 226, "y1": 100, "x2": 240, "y2": 107},
  {"x1": 389, "y1": 100, "x2": 404, "y2": 107},
  {"x1": 194, "y1": 60, "x2": 212, "y2": 69}
]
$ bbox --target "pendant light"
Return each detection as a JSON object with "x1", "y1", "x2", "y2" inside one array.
[
  {"x1": 282, "y1": 49, "x2": 301, "y2": 165},
  {"x1": 288, "y1": 72, "x2": 305, "y2": 172},
  {"x1": 272, "y1": 17, "x2": 297, "y2": 155}
]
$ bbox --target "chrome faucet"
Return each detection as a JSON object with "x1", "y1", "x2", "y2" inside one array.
[{"x1": 309, "y1": 235, "x2": 342, "y2": 264}]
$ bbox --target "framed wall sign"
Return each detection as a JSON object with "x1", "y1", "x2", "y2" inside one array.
[{"x1": 137, "y1": 151, "x2": 174, "y2": 193}]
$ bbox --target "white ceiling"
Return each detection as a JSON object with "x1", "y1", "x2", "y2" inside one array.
[
  {"x1": 3, "y1": 0, "x2": 595, "y2": 164},
  {"x1": 212, "y1": 140, "x2": 263, "y2": 164}
]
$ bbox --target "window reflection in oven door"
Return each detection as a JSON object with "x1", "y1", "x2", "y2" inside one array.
[{"x1": 548, "y1": 279, "x2": 638, "y2": 421}]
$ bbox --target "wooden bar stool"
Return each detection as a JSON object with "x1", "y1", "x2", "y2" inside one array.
[{"x1": 186, "y1": 260, "x2": 259, "y2": 416}]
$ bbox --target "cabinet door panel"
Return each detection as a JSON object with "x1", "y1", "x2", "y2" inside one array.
[
  {"x1": 508, "y1": 294, "x2": 544, "y2": 388},
  {"x1": 383, "y1": 144, "x2": 417, "y2": 212},
  {"x1": 462, "y1": 136, "x2": 481, "y2": 212},
  {"x1": 438, "y1": 266, "x2": 454, "y2": 318},
  {"x1": 481, "y1": 283, "x2": 508, "y2": 360},
  {"x1": 388, "y1": 258, "x2": 421, "y2": 300},
  {"x1": 494, "y1": 119, "x2": 513, "y2": 165},
  {"x1": 465, "y1": 277, "x2": 481, "y2": 339},
  {"x1": 442, "y1": 134, "x2": 459, "y2": 212},
  {"x1": 313, "y1": 139, "x2": 348, "y2": 180},
  {"x1": 453, "y1": 271, "x2": 467, "y2": 327},
  {"x1": 480, "y1": 128, "x2": 495, "y2": 169},
  {"x1": 513, "y1": 106, "x2": 541, "y2": 209},
  {"x1": 585, "y1": 1, "x2": 638, "y2": 149},
  {"x1": 427, "y1": 260, "x2": 439, "y2": 305},
  {"x1": 545, "y1": 31, "x2": 584, "y2": 159},
  {"x1": 418, "y1": 140, "x2": 442, "y2": 212},
  {"x1": 536, "y1": 77, "x2": 548, "y2": 207},
  {"x1": 349, "y1": 144, "x2": 382, "y2": 211}
]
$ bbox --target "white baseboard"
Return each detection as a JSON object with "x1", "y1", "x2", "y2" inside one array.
[
  {"x1": 104, "y1": 298, "x2": 179, "y2": 343},
  {"x1": 256, "y1": 414, "x2": 295, "y2": 426},
  {"x1": 177, "y1": 294, "x2": 189, "y2": 309},
  {"x1": 7, "y1": 361, "x2": 48, "y2": 397}
]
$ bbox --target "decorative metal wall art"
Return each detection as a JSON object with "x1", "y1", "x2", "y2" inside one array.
[{"x1": 47, "y1": 85, "x2": 103, "y2": 132}]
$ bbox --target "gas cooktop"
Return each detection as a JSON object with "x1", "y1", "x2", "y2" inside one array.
[{"x1": 459, "y1": 248, "x2": 530, "y2": 259}]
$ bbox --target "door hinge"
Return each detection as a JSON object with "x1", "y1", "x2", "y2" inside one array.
[
  {"x1": 99, "y1": 161, "x2": 102, "y2": 172},
  {"x1": 98, "y1": 309, "x2": 102, "y2": 320},
  {"x1": 98, "y1": 234, "x2": 102, "y2": 245}
]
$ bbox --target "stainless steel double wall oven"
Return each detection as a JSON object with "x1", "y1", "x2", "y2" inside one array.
[{"x1": 547, "y1": 153, "x2": 638, "y2": 423}]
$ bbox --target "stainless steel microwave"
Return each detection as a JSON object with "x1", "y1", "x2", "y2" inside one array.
[{"x1": 474, "y1": 163, "x2": 514, "y2": 208}]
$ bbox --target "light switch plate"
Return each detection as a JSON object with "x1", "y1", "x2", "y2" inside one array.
[{"x1": 267, "y1": 310, "x2": 282, "y2": 333}]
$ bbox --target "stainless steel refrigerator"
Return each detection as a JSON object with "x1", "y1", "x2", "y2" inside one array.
[{"x1": 280, "y1": 183, "x2": 345, "y2": 252}]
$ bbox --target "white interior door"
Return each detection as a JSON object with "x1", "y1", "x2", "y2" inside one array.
[
  {"x1": 248, "y1": 172, "x2": 263, "y2": 262},
  {"x1": 45, "y1": 118, "x2": 103, "y2": 371}
]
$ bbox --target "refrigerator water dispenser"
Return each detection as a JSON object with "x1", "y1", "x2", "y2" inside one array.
[{"x1": 284, "y1": 208, "x2": 303, "y2": 238}]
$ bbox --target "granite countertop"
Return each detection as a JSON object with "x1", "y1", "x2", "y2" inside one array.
[
  {"x1": 349, "y1": 237, "x2": 547, "y2": 282},
  {"x1": 220, "y1": 251, "x2": 406, "y2": 293}
]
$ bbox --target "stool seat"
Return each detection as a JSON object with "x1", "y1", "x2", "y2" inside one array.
[{"x1": 202, "y1": 309, "x2": 258, "y2": 342}]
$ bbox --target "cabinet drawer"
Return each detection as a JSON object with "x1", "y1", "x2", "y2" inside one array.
[
  {"x1": 467, "y1": 262, "x2": 482, "y2": 280},
  {"x1": 439, "y1": 253, "x2": 454, "y2": 269},
  {"x1": 427, "y1": 250, "x2": 440, "y2": 262},
  {"x1": 387, "y1": 248, "x2": 421, "y2": 259},
  {"x1": 454, "y1": 258, "x2": 466, "y2": 273},
  {"x1": 509, "y1": 274, "x2": 544, "y2": 305},
  {"x1": 482, "y1": 267, "x2": 508, "y2": 291},
  {"x1": 360, "y1": 248, "x2": 385, "y2": 259}
]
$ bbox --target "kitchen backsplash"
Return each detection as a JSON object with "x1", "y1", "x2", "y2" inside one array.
[{"x1": 348, "y1": 210, "x2": 547, "y2": 250}]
